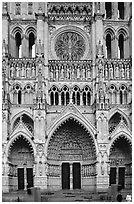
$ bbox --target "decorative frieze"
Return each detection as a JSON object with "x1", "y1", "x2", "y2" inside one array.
[
  {"x1": 47, "y1": 2, "x2": 92, "y2": 23},
  {"x1": 9, "y1": 58, "x2": 36, "y2": 79},
  {"x1": 48, "y1": 60, "x2": 92, "y2": 81},
  {"x1": 104, "y1": 59, "x2": 131, "y2": 80}
]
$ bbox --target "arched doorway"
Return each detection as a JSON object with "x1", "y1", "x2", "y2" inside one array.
[
  {"x1": 109, "y1": 136, "x2": 132, "y2": 190},
  {"x1": 8, "y1": 135, "x2": 34, "y2": 190},
  {"x1": 47, "y1": 118, "x2": 97, "y2": 191}
]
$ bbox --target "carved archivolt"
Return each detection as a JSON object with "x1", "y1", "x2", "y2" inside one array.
[{"x1": 47, "y1": 118, "x2": 96, "y2": 162}]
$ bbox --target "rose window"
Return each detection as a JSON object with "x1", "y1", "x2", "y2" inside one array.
[{"x1": 55, "y1": 32, "x2": 85, "y2": 61}]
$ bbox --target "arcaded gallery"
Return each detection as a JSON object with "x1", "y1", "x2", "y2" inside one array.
[{"x1": 2, "y1": 2, "x2": 132, "y2": 193}]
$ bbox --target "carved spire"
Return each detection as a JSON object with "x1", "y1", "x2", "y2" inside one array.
[{"x1": 2, "y1": 40, "x2": 8, "y2": 57}]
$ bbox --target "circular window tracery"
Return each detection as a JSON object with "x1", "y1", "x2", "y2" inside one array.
[{"x1": 55, "y1": 32, "x2": 85, "y2": 61}]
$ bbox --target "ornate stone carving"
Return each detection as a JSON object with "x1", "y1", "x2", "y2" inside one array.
[
  {"x1": 37, "y1": 144, "x2": 44, "y2": 153},
  {"x1": 47, "y1": 119, "x2": 96, "y2": 162},
  {"x1": 48, "y1": 60, "x2": 92, "y2": 81},
  {"x1": 9, "y1": 59, "x2": 36, "y2": 79},
  {"x1": 55, "y1": 32, "x2": 85, "y2": 61},
  {"x1": 47, "y1": 2, "x2": 92, "y2": 22},
  {"x1": 104, "y1": 59, "x2": 131, "y2": 81}
]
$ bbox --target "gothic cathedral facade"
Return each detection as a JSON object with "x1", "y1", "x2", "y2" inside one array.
[{"x1": 2, "y1": 2, "x2": 132, "y2": 192}]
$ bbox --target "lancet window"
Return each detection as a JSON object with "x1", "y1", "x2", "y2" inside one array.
[
  {"x1": 61, "y1": 86, "x2": 70, "y2": 106},
  {"x1": 118, "y1": 2, "x2": 124, "y2": 19},
  {"x1": 118, "y1": 34, "x2": 124, "y2": 59},
  {"x1": 82, "y1": 86, "x2": 91, "y2": 106},
  {"x1": 24, "y1": 84, "x2": 33, "y2": 104},
  {"x1": 119, "y1": 85, "x2": 127, "y2": 104},
  {"x1": 13, "y1": 84, "x2": 22, "y2": 104},
  {"x1": 29, "y1": 32, "x2": 35, "y2": 58},
  {"x1": 109, "y1": 85, "x2": 117, "y2": 104},
  {"x1": 50, "y1": 86, "x2": 59, "y2": 105},
  {"x1": 105, "y1": 2, "x2": 112, "y2": 19},
  {"x1": 106, "y1": 34, "x2": 112, "y2": 59},
  {"x1": 15, "y1": 32, "x2": 22, "y2": 58},
  {"x1": 72, "y1": 86, "x2": 80, "y2": 105}
]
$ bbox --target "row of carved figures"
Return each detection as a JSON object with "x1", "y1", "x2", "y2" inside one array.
[
  {"x1": 49, "y1": 63, "x2": 92, "y2": 80},
  {"x1": 103, "y1": 62, "x2": 131, "y2": 80},
  {"x1": 9, "y1": 61, "x2": 36, "y2": 78},
  {"x1": 8, "y1": 60, "x2": 131, "y2": 80}
]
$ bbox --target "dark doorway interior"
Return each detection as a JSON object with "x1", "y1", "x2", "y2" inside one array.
[
  {"x1": 62, "y1": 163, "x2": 70, "y2": 189},
  {"x1": 18, "y1": 168, "x2": 24, "y2": 190},
  {"x1": 73, "y1": 163, "x2": 81, "y2": 189},
  {"x1": 109, "y1": 167, "x2": 116, "y2": 185},
  {"x1": 118, "y1": 167, "x2": 125, "y2": 190},
  {"x1": 27, "y1": 168, "x2": 33, "y2": 188}
]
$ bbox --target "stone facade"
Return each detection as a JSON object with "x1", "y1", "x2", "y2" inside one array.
[{"x1": 2, "y1": 2, "x2": 132, "y2": 192}]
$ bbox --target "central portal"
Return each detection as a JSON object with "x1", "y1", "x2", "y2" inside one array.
[{"x1": 47, "y1": 118, "x2": 96, "y2": 190}]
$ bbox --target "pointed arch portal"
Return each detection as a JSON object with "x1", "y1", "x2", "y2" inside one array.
[
  {"x1": 8, "y1": 135, "x2": 34, "y2": 190},
  {"x1": 109, "y1": 136, "x2": 132, "y2": 190},
  {"x1": 47, "y1": 117, "x2": 97, "y2": 190}
]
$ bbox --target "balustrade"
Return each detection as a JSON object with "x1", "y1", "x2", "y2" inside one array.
[
  {"x1": 104, "y1": 59, "x2": 131, "y2": 80},
  {"x1": 9, "y1": 58, "x2": 36, "y2": 79},
  {"x1": 48, "y1": 60, "x2": 92, "y2": 81}
]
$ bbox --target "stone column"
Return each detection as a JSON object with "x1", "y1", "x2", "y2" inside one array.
[
  {"x1": 124, "y1": 2, "x2": 130, "y2": 20},
  {"x1": 24, "y1": 166, "x2": 27, "y2": 190},
  {"x1": 112, "y1": 2, "x2": 118, "y2": 20},
  {"x1": 116, "y1": 92, "x2": 120, "y2": 104},
  {"x1": 2, "y1": 111, "x2": 8, "y2": 143},
  {"x1": 124, "y1": 38, "x2": 129, "y2": 59},
  {"x1": 21, "y1": 91, "x2": 24, "y2": 104},
  {"x1": 70, "y1": 163, "x2": 73, "y2": 190},
  {"x1": 91, "y1": 19, "x2": 96, "y2": 77},
  {"x1": 36, "y1": 8, "x2": 44, "y2": 46},
  {"x1": 2, "y1": 3, "x2": 9, "y2": 45},
  {"x1": 114, "y1": 38, "x2": 119, "y2": 59},
  {"x1": 59, "y1": 93, "x2": 61, "y2": 106},
  {"x1": 80, "y1": 93, "x2": 83, "y2": 106}
]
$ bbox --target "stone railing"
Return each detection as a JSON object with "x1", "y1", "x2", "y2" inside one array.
[
  {"x1": 48, "y1": 60, "x2": 92, "y2": 81},
  {"x1": 103, "y1": 59, "x2": 132, "y2": 80},
  {"x1": 9, "y1": 58, "x2": 36, "y2": 79}
]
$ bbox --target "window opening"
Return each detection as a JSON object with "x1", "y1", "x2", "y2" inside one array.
[
  {"x1": 29, "y1": 33, "x2": 35, "y2": 58},
  {"x1": 118, "y1": 34, "x2": 124, "y2": 59},
  {"x1": 61, "y1": 92, "x2": 65, "y2": 105},
  {"x1": 15, "y1": 32, "x2": 22, "y2": 58},
  {"x1": 18, "y1": 90, "x2": 21, "y2": 104},
  {"x1": 50, "y1": 92, "x2": 54, "y2": 105},
  {"x1": 118, "y1": 2, "x2": 124, "y2": 19},
  {"x1": 106, "y1": 34, "x2": 111, "y2": 59},
  {"x1": 105, "y1": 2, "x2": 112, "y2": 19},
  {"x1": 55, "y1": 92, "x2": 59, "y2": 105}
]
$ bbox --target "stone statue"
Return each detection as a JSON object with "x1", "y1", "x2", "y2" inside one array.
[
  {"x1": 109, "y1": 64, "x2": 113, "y2": 79},
  {"x1": 115, "y1": 64, "x2": 120, "y2": 78}
]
